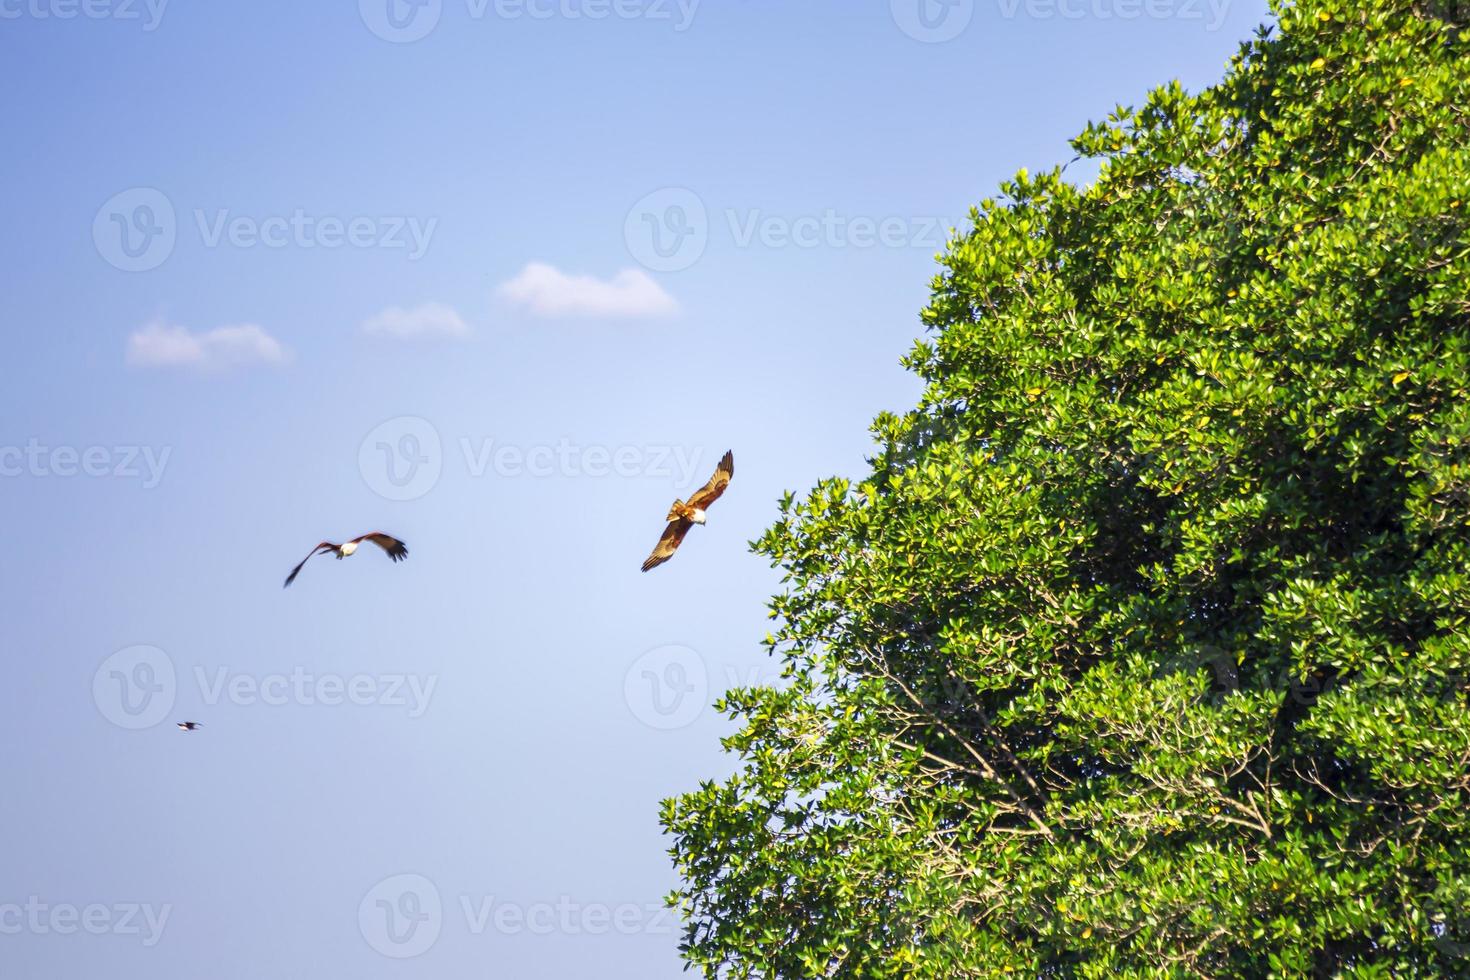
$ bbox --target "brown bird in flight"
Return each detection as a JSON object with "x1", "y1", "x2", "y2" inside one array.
[
  {"x1": 642, "y1": 451, "x2": 734, "y2": 572},
  {"x1": 284, "y1": 533, "x2": 409, "y2": 588}
]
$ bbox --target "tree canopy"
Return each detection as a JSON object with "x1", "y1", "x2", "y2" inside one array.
[{"x1": 663, "y1": 0, "x2": 1470, "y2": 974}]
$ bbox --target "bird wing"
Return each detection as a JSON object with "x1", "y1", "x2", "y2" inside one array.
[
  {"x1": 687, "y1": 451, "x2": 734, "y2": 510},
  {"x1": 284, "y1": 543, "x2": 335, "y2": 588},
  {"x1": 354, "y1": 533, "x2": 409, "y2": 563},
  {"x1": 642, "y1": 518, "x2": 694, "y2": 572}
]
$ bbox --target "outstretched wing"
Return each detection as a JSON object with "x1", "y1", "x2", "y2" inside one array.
[
  {"x1": 687, "y1": 451, "x2": 734, "y2": 510},
  {"x1": 642, "y1": 519, "x2": 694, "y2": 572},
  {"x1": 355, "y1": 533, "x2": 409, "y2": 563},
  {"x1": 284, "y1": 543, "x2": 335, "y2": 588}
]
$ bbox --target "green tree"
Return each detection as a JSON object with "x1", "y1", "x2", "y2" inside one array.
[{"x1": 662, "y1": 0, "x2": 1470, "y2": 975}]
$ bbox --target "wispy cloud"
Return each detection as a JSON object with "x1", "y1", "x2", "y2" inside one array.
[
  {"x1": 497, "y1": 262, "x2": 678, "y2": 318},
  {"x1": 361, "y1": 302, "x2": 470, "y2": 341},
  {"x1": 126, "y1": 320, "x2": 288, "y2": 370}
]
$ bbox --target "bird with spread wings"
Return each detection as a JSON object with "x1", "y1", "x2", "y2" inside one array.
[
  {"x1": 283, "y1": 533, "x2": 409, "y2": 588},
  {"x1": 642, "y1": 451, "x2": 734, "y2": 572}
]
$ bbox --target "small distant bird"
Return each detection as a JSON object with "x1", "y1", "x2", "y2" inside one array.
[
  {"x1": 284, "y1": 533, "x2": 409, "y2": 588},
  {"x1": 642, "y1": 451, "x2": 734, "y2": 572},
  {"x1": 177, "y1": 722, "x2": 203, "y2": 732}
]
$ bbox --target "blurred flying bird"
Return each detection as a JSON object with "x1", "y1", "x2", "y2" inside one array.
[
  {"x1": 177, "y1": 722, "x2": 203, "y2": 732},
  {"x1": 284, "y1": 533, "x2": 409, "y2": 588},
  {"x1": 642, "y1": 451, "x2": 734, "y2": 572}
]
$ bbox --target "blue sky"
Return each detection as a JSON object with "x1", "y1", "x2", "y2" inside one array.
[{"x1": 0, "y1": 0, "x2": 1268, "y2": 975}]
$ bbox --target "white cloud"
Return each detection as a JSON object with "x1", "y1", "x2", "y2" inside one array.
[
  {"x1": 126, "y1": 320, "x2": 288, "y2": 371},
  {"x1": 497, "y1": 262, "x2": 679, "y2": 318},
  {"x1": 361, "y1": 302, "x2": 470, "y2": 341}
]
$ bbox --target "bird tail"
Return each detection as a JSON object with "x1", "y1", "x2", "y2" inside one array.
[{"x1": 666, "y1": 499, "x2": 686, "y2": 522}]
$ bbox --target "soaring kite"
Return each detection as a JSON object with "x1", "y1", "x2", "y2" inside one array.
[
  {"x1": 284, "y1": 533, "x2": 409, "y2": 588},
  {"x1": 177, "y1": 722, "x2": 203, "y2": 732},
  {"x1": 642, "y1": 451, "x2": 734, "y2": 572}
]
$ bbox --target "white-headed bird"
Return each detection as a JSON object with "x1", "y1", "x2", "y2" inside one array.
[
  {"x1": 284, "y1": 533, "x2": 409, "y2": 588},
  {"x1": 642, "y1": 451, "x2": 734, "y2": 572}
]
